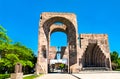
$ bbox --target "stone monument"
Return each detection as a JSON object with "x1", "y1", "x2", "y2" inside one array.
[
  {"x1": 36, "y1": 12, "x2": 112, "y2": 74},
  {"x1": 11, "y1": 62, "x2": 23, "y2": 79}
]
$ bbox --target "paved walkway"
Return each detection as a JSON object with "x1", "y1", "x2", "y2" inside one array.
[
  {"x1": 35, "y1": 71, "x2": 120, "y2": 79},
  {"x1": 35, "y1": 74, "x2": 78, "y2": 79},
  {"x1": 73, "y1": 71, "x2": 120, "y2": 79}
]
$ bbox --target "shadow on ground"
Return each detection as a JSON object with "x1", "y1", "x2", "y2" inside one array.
[{"x1": 71, "y1": 74, "x2": 81, "y2": 79}]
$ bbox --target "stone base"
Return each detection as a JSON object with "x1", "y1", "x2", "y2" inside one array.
[{"x1": 11, "y1": 73, "x2": 23, "y2": 79}]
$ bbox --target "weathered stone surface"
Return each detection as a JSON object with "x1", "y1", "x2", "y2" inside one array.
[
  {"x1": 11, "y1": 73, "x2": 23, "y2": 79},
  {"x1": 15, "y1": 62, "x2": 22, "y2": 73},
  {"x1": 11, "y1": 63, "x2": 23, "y2": 79},
  {"x1": 36, "y1": 12, "x2": 112, "y2": 74}
]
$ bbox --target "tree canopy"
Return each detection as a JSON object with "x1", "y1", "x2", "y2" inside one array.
[
  {"x1": 111, "y1": 51, "x2": 120, "y2": 70},
  {"x1": 0, "y1": 25, "x2": 11, "y2": 43},
  {"x1": 0, "y1": 25, "x2": 36, "y2": 74}
]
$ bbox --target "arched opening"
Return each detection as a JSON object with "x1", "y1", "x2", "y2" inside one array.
[
  {"x1": 49, "y1": 32, "x2": 68, "y2": 73},
  {"x1": 50, "y1": 32, "x2": 67, "y2": 47},
  {"x1": 41, "y1": 17, "x2": 77, "y2": 73},
  {"x1": 54, "y1": 22, "x2": 64, "y2": 26},
  {"x1": 37, "y1": 15, "x2": 77, "y2": 74},
  {"x1": 82, "y1": 43, "x2": 107, "y2": 70}
]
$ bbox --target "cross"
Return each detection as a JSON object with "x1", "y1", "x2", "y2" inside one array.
[
  {"x1": 57, "y1": 46, "x2": 60, "y2": 51},
  {"x1": 78, "y1": 35, "x2": 84, "y2": 48}
]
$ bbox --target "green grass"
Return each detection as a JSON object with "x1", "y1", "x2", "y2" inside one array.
[
  {"x1": 0, "y1": 74, "x2": 10, "y2": 79},
  {"x1": 115, "y1": 68, "x2": 120, "y2": 71},
  {"x1": 23, "y1": 74, "x2": 43, "y2": 79}
]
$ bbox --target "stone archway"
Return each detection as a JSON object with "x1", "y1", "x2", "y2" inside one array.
[
  {"x1": 36, "y1": 13, "x2": 79, "y2": 74},
  {"x1": 80, "y1": 34, "x2": 112, "y2": 71},
  {"x1": 83, "y1": 43, "x2": 106, "y2": 68},
  {"x1": 36, "y1": 12, "x2": 112, "y2": 74}
]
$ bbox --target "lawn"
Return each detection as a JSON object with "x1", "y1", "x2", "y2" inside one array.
[
  {"x1": 115, "y1": 68, "x2": 120, "y2": 71},
  {"x1": 0, "y1": 74, "x2": 10, "y2": 79},
  {"x1": 23, "y1": 74, "x2": 43, "y2": 79}
]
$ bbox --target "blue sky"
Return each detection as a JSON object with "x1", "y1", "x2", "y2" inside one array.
[{"x1": 0, "y1": 0, "x2": 120, "y2": 55}]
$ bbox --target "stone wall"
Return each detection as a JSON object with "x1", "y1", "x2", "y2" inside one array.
[
  {"x1": 79, "y1": 34, "x2": 112, "y2": 70},
  {"x1": 36, "y1": 12, "x2": 112, "y2": 74}
]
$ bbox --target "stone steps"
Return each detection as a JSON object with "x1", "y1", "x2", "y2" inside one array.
[{"x1": 82, "y1": 67, "x2": 109, "y2": 71}]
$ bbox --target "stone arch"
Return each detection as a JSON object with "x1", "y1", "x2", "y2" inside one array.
[
  {"x1": 36, "y1": 13, "x2": 112, "y2": 74},
  {"x1": 83, "y1": 43, "x2": 106, "y2": 68},
  {"x1": 37, "y1": 13, "x2": 78, "y2": 74},
  {"x1": 42, "y1": 16, "x2": 76, "y2": 42}
]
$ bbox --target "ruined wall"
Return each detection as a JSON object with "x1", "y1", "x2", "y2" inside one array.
[
  {"x1": 37, "y1": 12, "x2": 79, "y2": 74},
  {"x1": 36, "y1": 12, "x2": 112, "y2": 74},
  {"x1": 78, "y1": 34, "x2": 112, "y2": 70}
]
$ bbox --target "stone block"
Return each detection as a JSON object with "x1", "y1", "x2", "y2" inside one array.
[{"x1": 10, "y1": 73, "x2": 23, "y2": 79}]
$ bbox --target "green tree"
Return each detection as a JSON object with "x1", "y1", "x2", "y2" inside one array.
[
  {"x1": 59, "y1": 63, "x2": 65, "y2": 72},
  {"x1": 0, "y1": 42, "x2": 35, "y2": 73},
  {"x1": 0, "y1": 26, "x2": 36, "y2": 74},
  {"x1": 110, "y1": 51, "x2": 120, "y2": 70},
  {"x1": 13, "y1": 42, "x2": 34, "y2": 67},
  {"x1": 0, "y1": 25, "x2": 11, "y2": 43},
  {"x1": 110, "y1": 51, "x2": 119, "y2": 63}
]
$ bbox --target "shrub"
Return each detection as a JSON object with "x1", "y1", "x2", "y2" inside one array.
[{"x1": 0, "y1": 74, "x2": 10, "y2": 79}]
